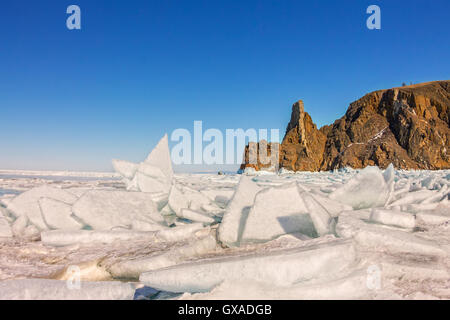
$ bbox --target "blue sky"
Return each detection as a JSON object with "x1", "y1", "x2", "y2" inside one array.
[{"x1": 0, "y1": 0, "x2": 449, "y2": 171}]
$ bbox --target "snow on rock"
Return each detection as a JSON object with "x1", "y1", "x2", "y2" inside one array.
[
  {"x1": 218, "y1": 176, "x2": 262, "y2": 247},
  {"x1": 370, "y1": 209, "x2": 416, "y2": 229},
  {"x1": 39, "y1": 198, "x2": 84, "y2": 230},
  {"x1": 108, "y1": 235, "x2": 218, "y2": 279},
  {"x1": 383, "y1": 163, "x2": 396, "y2": 185},
  {"x1": 140, "y1": 239, "x2": 356, "y2": 293},
  {"x1": 0, "y1": 279, "x2": 135, "y2": 300},
  {"x1": 329, "y1": 166, "x2": 390, "y2": 209},
  {"x1": 72, "y1": 190, "x2": 165, "y2": 230},
  {"x1": 241, "y1": 183, "x2": 317, "y2": 243},
  {"x1": 7, "y1": 186, "x2": 78, "y2": 230}
]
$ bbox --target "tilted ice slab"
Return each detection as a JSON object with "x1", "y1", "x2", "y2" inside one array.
[
  {"x1": 329, "y1": 166, "x2": 390, "y2": 209},
  {"x1": 241, "y1": 183, "x2": 317, "y2": 243},
  {"x1": 111, "y1": 159, "x2": 138, "y2": 180},
  {"x1": 307, "y1": 192, "x2": 352, "y2": 218},
  {"x1": 113, "y1": 134, "x2": 174, "y2": 193},
  {"x1": 108, "y1": 235, "x2": 218, "y2": 279},
  {"x1": 379, "y1": 257, "x2": 450, "y2": 282},
  {"x1": 39, "y1": 198, "x2": 84, "y2": 230},
  {"x1": 41, "y1": 230, "x2": 158, "y2": 246},
  {"x1": 200, "y1": 188, "x2": 235, "y2": 207},
  {"x1": 182, "y1": 269, "x2": 371, "y2": 300},
  {"x1": 72, "y1": 190, "x2": 165, "y2": 230},
  {"x1": 389, "y1": 189, "x2": 442, "y2": 207},
  {"x1": 140, "y1": 239, "x2": 356, "y2": 293},
  {"x1": 41, "y1": 223, "x2": 208, "y2": 246},
  {"x1": 144, "y1": 134, "x2": 173, "y2": 182},
  {"x1": 168, "y1": 185, "x2": 216, "y2": 218},
  {"x1": 218, "y1": 176, "x2": 262, "y2": 247},
  {"x1": 167, "y1": 185, "x2": 189, "y2": 216},
  {"x1": 336, "y1": 213, "x2": 446, "y2": 257},
  {"x1": 7, "y1": 186, "x2": 78, "y2": 230},
  {"x1": 133, "y1": 169, "x2": 171, "y2": 193},
  {"x1": 0, "y1": 279, "x2": 135, "y2": 300},
  {"x1": 416, "y1": 211, "x2": 450, "y2": 226},
  {"x1": 301, "y1": 191, "x2": 335, "y2": 236},
  {"x1": 370, "y1": 208, "x2": 416, "y2": 229}
]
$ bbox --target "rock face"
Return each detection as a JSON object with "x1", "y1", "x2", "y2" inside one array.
[
  {"x1": 280, "y1": 101, "x2": 328, "y2": 171},
  {"x1": 241, "y1": 80, "x2": 450, "y2": 171}
]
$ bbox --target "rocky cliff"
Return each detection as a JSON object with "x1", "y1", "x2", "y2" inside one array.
[{"x1": 240, "y1": 80, "x2": 450, "y2": 171}]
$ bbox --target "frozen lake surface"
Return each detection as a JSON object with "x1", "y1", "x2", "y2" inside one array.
[{"x1": 0, "y1": 167, "x2": 448, "y2": 300}]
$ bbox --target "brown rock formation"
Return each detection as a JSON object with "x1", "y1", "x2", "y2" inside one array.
[
  {"x1": 280, "y1": 101, "x2": 328, "y2": 171},
  {"x1": 241, "y1": 80, "x2": 450, "y2": 171},
  {"x1": 240, "y1": 140, "x2": 280, "y2": 171}
]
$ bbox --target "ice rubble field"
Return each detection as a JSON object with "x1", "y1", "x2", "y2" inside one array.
[{"x1": 0, "y1": 136, "x2": 449, "y2": 300}]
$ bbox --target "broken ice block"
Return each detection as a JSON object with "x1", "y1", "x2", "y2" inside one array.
[
  {"x1": 39, "y1": 197, "x2": 83, "y2": 230},
  {"x1": 140, "y1": 240, "x2": 356, "y2": 293},
  {"x1": 329, "y1": 166, "x2": 390, "y2": 209},
  {"x1": 218, "y1": 176, "x2": 262, "y2": 247},
  {"x1": 7, "y1": 186, "x2": 78, "y2": 230},
  {"x1": 72, "y1": 190, "x2": 165, "y2": 230},
  {"x1": 241, "y1": 183, "x2": 317, "y2": 243}
]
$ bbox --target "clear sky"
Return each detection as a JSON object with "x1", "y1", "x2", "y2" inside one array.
[{"x1": 0, "y1": 0, "x2": 449, "y2": 172}]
